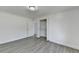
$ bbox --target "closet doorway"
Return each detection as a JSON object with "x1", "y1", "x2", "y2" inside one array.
[{"x1": 40, "y1": 19, "x2": 47, "y2": 38}]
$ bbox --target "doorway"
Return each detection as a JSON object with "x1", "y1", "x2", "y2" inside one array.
[{"x1": 40, "y1": 19, "x2": 47, "y2": 38}]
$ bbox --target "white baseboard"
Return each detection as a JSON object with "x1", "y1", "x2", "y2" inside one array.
[
  {"x1": 47, "y1": 39, "x2": 79, "y2": 50},
  {"x1": 0, "y1": 35, "x2": 34, "y2": 44}
]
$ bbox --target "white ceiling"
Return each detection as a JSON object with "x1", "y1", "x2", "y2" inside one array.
[
  {"x1": 0, "y1": 6, "x2": 77, "y2": 19},
  {"x1": 38, "y1": 6, "x2": 77, "y2": 18}
]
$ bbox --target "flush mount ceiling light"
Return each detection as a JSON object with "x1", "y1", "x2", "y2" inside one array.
[{"x1": 27, "y1": 6, "x2": 38, "y2": 11}]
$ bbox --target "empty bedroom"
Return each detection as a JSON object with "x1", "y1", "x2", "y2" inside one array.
[{"x1": 0, "y1": 6, "x2": 79, "y2": 53}]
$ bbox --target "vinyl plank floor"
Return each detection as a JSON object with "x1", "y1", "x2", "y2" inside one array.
[{"x1": 0, "y1": 36, "x2": 79, "y2": 53}]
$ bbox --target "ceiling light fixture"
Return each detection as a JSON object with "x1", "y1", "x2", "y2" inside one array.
[{"x1": 27, "y1": 6, "x2": 38, "y2": 11}]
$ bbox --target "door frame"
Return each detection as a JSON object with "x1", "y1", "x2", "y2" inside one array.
[{"x1": 39, "y1": 19, "x2": 47, "y2": 38}]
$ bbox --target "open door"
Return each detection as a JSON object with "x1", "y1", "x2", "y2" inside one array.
[{"x1": 40, "y1": 19, "x2": 47, "y2": 38}]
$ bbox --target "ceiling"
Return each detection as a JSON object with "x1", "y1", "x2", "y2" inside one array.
[{"x1": 0, "y1": 6, "x2": 77, "y2": 19}]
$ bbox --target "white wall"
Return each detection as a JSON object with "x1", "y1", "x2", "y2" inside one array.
[
  {"x1": 47, "y1": 8, "x2": 79, "y2": 50},
  {"x1": 0, "y1": 12, "x2": 34, "y2": 44},
  {"x1": 35, "y1": 18, "x2": 40, "y2": 37}
]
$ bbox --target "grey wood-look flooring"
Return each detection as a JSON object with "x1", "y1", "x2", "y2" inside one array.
[{"x1": 0, "y1": 36, "x2": 79, "y2": 53}]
